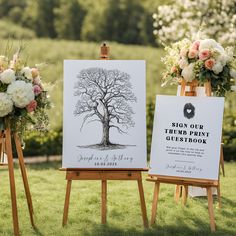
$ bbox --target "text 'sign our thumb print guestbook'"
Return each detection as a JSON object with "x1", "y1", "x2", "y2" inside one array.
[{"x1": 63, "y1": 60, "x2": 147, "y2": 169}]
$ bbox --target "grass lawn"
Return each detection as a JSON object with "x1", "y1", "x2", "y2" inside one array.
[{"x1": 0, "y1": 161, "x2": 235, "y2": 236}]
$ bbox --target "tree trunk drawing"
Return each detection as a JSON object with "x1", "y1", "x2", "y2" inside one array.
[
  {"x1": 100, "y1": 101, "x2": 111, "y2": 146},
  {"x1": 100, "y1": 122, "x2": 110, "y2": 146}
]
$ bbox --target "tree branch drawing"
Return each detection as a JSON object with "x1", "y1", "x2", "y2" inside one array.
[{"x1": 74, "y1": 67, "x2": 137, "y2": 149}]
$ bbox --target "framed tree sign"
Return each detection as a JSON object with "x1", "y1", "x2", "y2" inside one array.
[{"x1": 63, "y1": 60, "x2": 147, "y2": 169}]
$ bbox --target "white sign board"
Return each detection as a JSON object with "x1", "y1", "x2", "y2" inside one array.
[
  {"x1": 63, "y1": 60, "x2": 147, "y2": 169},
  {"x1": 149, "y1": 95, "x2": 224, "y2": 180}
]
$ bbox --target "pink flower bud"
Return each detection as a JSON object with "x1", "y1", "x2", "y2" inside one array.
[{"x1": 33, "y1": 85, "x2": 42, "y2": 96}]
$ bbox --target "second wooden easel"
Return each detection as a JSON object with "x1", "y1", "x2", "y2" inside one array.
[
  {"x1": 61, "y1": 43, "x2": 148, "y2": 228},
  {"x1": 0, "y1": 121, "x2": 34, "y2": 236},
  {"x1": 175, "y1": 80, "x2": 224, "y2": 205},
  {"x1": 147, "y1": 80, "x2": 222, "y2": 232}
]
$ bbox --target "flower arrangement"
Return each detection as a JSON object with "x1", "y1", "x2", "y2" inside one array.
[
  {"x1": 161, "y1": 38, "x2": 236, "y2": 96},
  {"x1": 0, "y1": 51, "x2": 51, "y2": 134}
]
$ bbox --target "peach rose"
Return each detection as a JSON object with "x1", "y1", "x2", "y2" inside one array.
[
  {"x1": 31, "y1": 68, "x2": 39, "y2": 78},
  {"x1": 205, "y1": 58, "x2": 215, "y2": 70},
  {"x1": 26, "y1": 100, "x2": 37, "y2": 112},
  {"x1": 171, "y1": 66, "x2": 178, "y2": 73},
  {"x1": 199, "y1": 49, "x2": 211, "y2": 60},
  {"x1": 188, "y1": 49, "x2": 198, "y2": 59}
]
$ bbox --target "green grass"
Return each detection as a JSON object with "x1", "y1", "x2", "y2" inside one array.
[{"x1": 0, "y1": 161, "x2": 235, "y2": 235}]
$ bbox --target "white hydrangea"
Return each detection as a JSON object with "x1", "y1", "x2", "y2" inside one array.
[
  {"x1": 0, "y1": 69, "x2": 16, "y2": 84},
  {"x1": 21, "y1": 67, "x2": 33, "y2": 81},
  {"x1": 199, "y1": 39, "x2": 218, "y2": 51},
  {"x1": 181, "y1": 63, "x2": 195, "y2": 82},
  {"x1": 212, "y1": 63, "x2": 224, "y2": 74},
  {"x1": 0, "y1": 93, "x2": 13, "y2": 117},
  {"x1": 7, "y1": 80, "x2": 35, "y2": 108}
]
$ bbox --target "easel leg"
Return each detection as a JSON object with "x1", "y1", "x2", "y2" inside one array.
[
  {"x1": 137, "y1": 178, "x2": 148, "y2": 228},
  {"x1": 174, "y1": 185, "x2": 181, "y2": 202},
  {"x1": 182, "y1": 186, "x2": 188, "y2": 205},
  {"x1": 63, "y1": 179, "x2": 72, "y2": 226},
  {"x1": 220, "y1": 145, "x2": 225, "y2": 177},
  {"x1": 14, "y1": 134, "x2": 35, "y2": 228},
  {"x1": 150, "y1": 181, "x2": 160, "y2": 226},
  {"x1": 217, "y1": 183, "x2": 222, "y2": 208},
  {"x1": 207, "y1": 187, "x2": 216, "y2": 232},
  {"x1": 101, "y1": 180, "x2": 107, "y2": 224},
  {"x1": 5, "y1": 128, "x2": 20, "y2": 236}
]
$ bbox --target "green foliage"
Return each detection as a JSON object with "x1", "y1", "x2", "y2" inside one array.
[
  {"x1": 0, "y1": 20, "x2": 35, "y2": 39},
  {"x1": 0, "y1": 161, "x2": 236, "y2": 235}
]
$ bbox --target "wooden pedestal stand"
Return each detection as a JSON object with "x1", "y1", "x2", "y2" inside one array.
[
  {"x1": 147, "y1": 80, "x2": 221, "y2": 232},
  {"x1": 0, "y1": 124, "x2": 34, "y2": 236},
  {"x1": 61, "y1": 43, "x2": 148, "y2": 228}
]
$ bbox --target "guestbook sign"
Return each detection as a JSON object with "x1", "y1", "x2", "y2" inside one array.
[{"x1": 149, "y1": 95, "x2": 224, "y2": 180}]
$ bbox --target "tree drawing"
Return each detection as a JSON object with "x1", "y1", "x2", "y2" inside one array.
[{"x1": 74, "y1": 67, "x2": 137, "y2": 150}]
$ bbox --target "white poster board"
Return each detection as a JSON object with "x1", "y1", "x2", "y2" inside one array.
[
  {"x1": 63, "y1": 60, "x2": 147, "y2": 168},
  {"x1": 149, "y1": 95, "x2": 224, "y2": 180}
]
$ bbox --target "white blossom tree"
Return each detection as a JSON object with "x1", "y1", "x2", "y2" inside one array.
[
  {"x1": 74, "y1": 67, "x2": 137, "y2": 148},
  {"x1": 153, "y1": 0, "x2": 236, "y2": 46}
]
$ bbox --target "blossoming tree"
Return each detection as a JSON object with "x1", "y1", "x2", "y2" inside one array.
[
  {"x1": 74, "y1": 67, "x2": 137, "y2": 148},
  {"x1": 153, "y1": 0, "x2": 236, "y2": 46}
]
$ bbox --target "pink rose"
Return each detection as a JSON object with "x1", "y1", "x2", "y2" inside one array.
[
  {"x1": 199, "y1": 49, "x2": 211, "y2": 60},
  {"x1": 191, "y1": 40, "x2": 200, "y2": 50},
  {"x1": 188, "y1": 49, "x2": 198, "y2": 59},
  {"x1": 33, "y1": 85, "x2": 42, "y2": 96},
  {"x1": 26, "y1": 100, "x2": 37, "y2": 113},
  {"x1": 205, "y1": 58, "x2": 215, "y2": 70}
]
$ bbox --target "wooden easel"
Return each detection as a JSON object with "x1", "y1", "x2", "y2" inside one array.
[
  {"x1": 0, "y1": 121, "x2": 35, "y2": 236},
  {"x1": 147, "y1": 80, "x2": 222, "y2": 232},
  {"x1": 61, "y1": 43, "x2": 148, "y2": 228},
  {"x1": 175, "y1": 80, "x2": 224, "y2": 205}
]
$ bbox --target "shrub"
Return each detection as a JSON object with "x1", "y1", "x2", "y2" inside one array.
[{"x1": 0, "y1": 20, "x2": 36, "y2": 39}]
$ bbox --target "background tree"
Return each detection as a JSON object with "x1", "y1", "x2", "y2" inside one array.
[
  {"x1": 35, "y1": 0, "x2": 58, "y2": 38},
  {"x1": 54, "y1": 0, "x2": 86, "y2": 40},
  {"x1": 74, "y1": 67, "x2": 137, "y2": 147}
]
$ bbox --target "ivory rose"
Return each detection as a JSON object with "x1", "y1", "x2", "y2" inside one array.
[
  {"x1": 181, "y1": 63, "x2": 195, "y2": 82},
  {"x1": 205, "y1": 58, "x2": 215, "y2": 70}
]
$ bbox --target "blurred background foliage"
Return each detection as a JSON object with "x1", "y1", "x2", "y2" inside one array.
[{"x1": 0, "y1": 0, "x2": 235, "y2": 161}]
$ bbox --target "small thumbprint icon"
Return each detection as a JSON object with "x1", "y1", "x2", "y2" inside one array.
[{"x1": 183, "y1": 103, "x2": 195, "y2": 119}]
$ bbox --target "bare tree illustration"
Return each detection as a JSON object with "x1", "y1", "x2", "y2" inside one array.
[{"x1": 74, "y1": 67, "x2": 137, "y2": 149}]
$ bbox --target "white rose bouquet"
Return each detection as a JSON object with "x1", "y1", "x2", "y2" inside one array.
[
  {"x1": 0, "y1": 51, "x2": 51, "y2": 134},
  {"x1": 161, "y1": 38, "x2": 236, "y2": 96}
]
